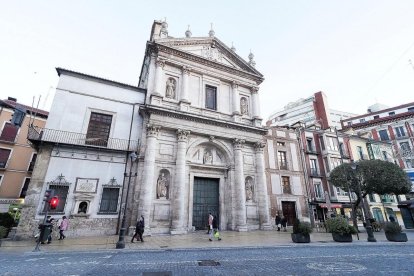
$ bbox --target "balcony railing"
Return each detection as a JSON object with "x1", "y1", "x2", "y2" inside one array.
[
  {"x1": 310, "y1": 168, "x2": 323, "y2": 177},
  {"x1": 28, "y1": 126, "x2": 139, "y2": 152}
]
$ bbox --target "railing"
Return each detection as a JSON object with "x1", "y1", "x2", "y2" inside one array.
[
  {"x1": 309, "y1": 168, "x2": 323, "y2": 177},
  {"x1": 28, "y1": 126, "x2": 139, "y2": 151}
]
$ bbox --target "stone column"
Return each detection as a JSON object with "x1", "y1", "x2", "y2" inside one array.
[
  {"x1": 232, "y1": 81, "x2": 240, "y2": 115},
  {"x1": 251, "y1": 86, "x2": 260, "y2": 118},
  {"x1": 180, "y1": 66, "x2": 191, "y2": 103},
  {"x1": 139, "y1": 124, "x2": 160, "y2": 234},
  {"x1": 153, "y1": 58, "x2": 165, "y2": 97},
  {"x1": 171, "y1": 129, "x2": 190, "y2": 234},
  {"x1": 233, "y1": 138, "x2": 247, "y2": 231},
  {"x1": 255, "y1": 141, "x2": 272, "y2": 230}
]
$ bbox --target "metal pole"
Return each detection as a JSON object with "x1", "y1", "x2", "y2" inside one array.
[{"x1": 116, "y1": 154, "x2": 136, "y2": 249}]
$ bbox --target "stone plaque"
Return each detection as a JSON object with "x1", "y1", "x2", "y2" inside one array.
[{"x1": 75, "y1": 178, "x2": 98, "y2": 193}]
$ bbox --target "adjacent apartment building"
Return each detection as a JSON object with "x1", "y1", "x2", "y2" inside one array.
[
  {"x1": 264, "y1": 126, "x2": 309, "y2": 226},
  {"x1": 0, "y1": 98, "x2": 48, "y2": 212}
]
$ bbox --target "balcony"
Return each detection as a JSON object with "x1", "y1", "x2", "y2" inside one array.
[
  {"x1": 27, "y1": 126, "x2": 139, "y2": 152},
  {"x1": 309, "y1": 168, "x2": 323, "y2": 177},
  {"x1": 340, "y1": 150, "x2": 350, "y2": 159},
  {"x1": 306, "y1": 147, "x2": 318, "y2": 155}
]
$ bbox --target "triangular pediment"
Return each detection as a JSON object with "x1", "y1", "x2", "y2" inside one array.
[{"x1": 155, "y1": 37, "x2": 262, "y2": 76}]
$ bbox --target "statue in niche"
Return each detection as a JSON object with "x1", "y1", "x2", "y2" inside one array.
[
  {"x1": 245, "y1": 178, "x2": 254, "y2": 201},
  {"x1": 157, "y1": 172, "x2": 169, "y2": 199},
  {"x1": 165, "y1": 78, "x2": 176, "y2": 99},
  {"x1": 240, "y1": 97, "x2": 248, "y2": 115},
  {"x1": 203, "y1": 149, "x2": 213, "y2": 164}
]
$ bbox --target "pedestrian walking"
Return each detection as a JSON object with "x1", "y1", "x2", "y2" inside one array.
[
  {"x1": 42, "y1": 217, "x2": 55, "y2": 244},
  {"x1": 207, "y1": 213, "x2": 213, "y2": 234},
  {"x1": 275, "y1": 214, "x2": 281, "y2": 231},
  {"x1": 131, "y1": 215, "x2": 145, "y2": 243},
  {"x1": 281, "y1": 216, "x2": 287, "y2": 232},
  {"x1": 58, "y1": 216, "x2": 69, "y2": 240},
  {"x1": 209, "y1": 215, "x2": 221, "y2": 241}
]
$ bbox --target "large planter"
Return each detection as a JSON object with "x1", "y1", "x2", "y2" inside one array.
[
  {"x1": 332, "y1": 232, "x2": 353, "y2": 242},
  {"x1": 385, "y1": 232, "x2": 408, "y2": 242},
  {"x1": 291, "y1": 233, "x2": 311, "y2": 243}
]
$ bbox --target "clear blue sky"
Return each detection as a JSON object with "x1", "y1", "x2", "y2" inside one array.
[{"x1": 1, "y1": 0, "x2": 414, "y2": 119}]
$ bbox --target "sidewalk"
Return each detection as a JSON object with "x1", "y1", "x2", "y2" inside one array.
[{"x1": 1, "y1": 229, "x2": 413, "y2": 253}]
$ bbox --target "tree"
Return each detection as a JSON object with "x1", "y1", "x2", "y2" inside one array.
[
  {"x1": 329, "y1": 160, "x2": 411, "y2": 229},
  {"x1": 330, "y1": 160, "x2": 411, "y2": 198}
]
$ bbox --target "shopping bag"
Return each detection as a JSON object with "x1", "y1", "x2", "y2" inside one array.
[{"x1": 214, "y1": 230, "x2": 220, "y2": 238}]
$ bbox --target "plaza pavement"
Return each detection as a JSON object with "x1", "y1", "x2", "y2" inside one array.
[{"x1": 1, "y1": 228, "x2": 413, "y2": 253}]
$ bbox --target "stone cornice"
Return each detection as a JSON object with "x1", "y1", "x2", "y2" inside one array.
[
  {"x1": 149, "y1": 43, "x2": 264, "y2": 84},
  {"x1": 144, "y1": 105, "x2": 267, "y2": 136}
]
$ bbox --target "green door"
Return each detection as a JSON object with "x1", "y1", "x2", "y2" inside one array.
[{"x1": 192, "y1": 177, "x2": 219, "y2": 230}]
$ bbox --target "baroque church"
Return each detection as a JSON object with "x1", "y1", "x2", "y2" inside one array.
[
  {"x1": 16, "y1": 20, "x2": 272, "y2": 238},
  {"x1": 133, "y1": 21, "x2": 271, "y2": 234}
]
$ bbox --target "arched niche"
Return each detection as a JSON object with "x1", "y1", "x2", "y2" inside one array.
[
  {"x1": 245, "y1": 176, "x2": 254, "y2": 202},
  {"x1": 156, "y1": 169, "x2": 171, "y2": 199}
]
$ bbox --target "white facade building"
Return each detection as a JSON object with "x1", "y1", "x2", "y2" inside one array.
[
  {"x1": 267, "y1": 91, "x2": 357, "y2": 129},
  {"x1": 17, "y1": 69, "x2": 145, "y2": 238},
  {"x1": 130, "y1": 21, "x2": 271, "y2": 235}
]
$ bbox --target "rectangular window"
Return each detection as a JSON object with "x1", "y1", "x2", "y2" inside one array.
[
  {"x1": 368, "y1": 194, "x2": 376, "y2": 202},
  {"x1": 86, "y1": 112, "x2": 113, "y2": 147},
  {"x1": 400, "y1": 142, "x2": 411, "y2": 152},
  {"x1": 357, "y1": 146, "x2": 363, "y2": 159},
  {"x1": 28, "y1": 154, "x2": 37, "y2": 172},
  {"x1": 373, "y1": 115, "x2": 380, "y2": 119},
  {"x1": 324, "y1": 157, "x2": 330, "y2": 173},
  {"x1": 331, "y1": 158, "x2": 342, "y2": 170},
  {"x1": 310, "y1": 159, "x2": 318, "y2": 175},
  {"x1": 359, "y1": 119, "x2": 365, "y2": 123},
  {"x1": 205, "y1": 85, "x2": 217, "y2": 110},
  {"x1": 378, "y1": 129, "x2": 389, "y2": 141},
  {"x1": 382, "y1": 151, "x2": 388, "y2": 161},
  {"x1": 282, "y1": 176, "x2": 291, "y2": 194},
  {"x1": 408, "y1": 107, "x2": 414, "y2": 112},
  {"x1": 19, "y1": 178, "x2": 31, "y2": 198},
  {"x1": 395, "y1": 126, "x2": 406, "y2": 137},
  {"x1": 306, "y1": 138, "x2": 313, "y2": 152},
  {"x1": 0, "y1": 123, "x2": 19, "y2": 142},
  {"x1": 43, "y1": 185, "x2": 69, "y2": 213},
  {"x1": 389, "y1": 112, "x2": 395, "y2": 116},
  {"x1": 314, "y1": 182, "x2": 323, "y2": 199},
  {"x1": 99, "y1": 187, "x2": 120, "y2": 213},
  {"x1": 0, "y1": 148, "x2": 12, "y2": 168},
  {"x1": 276, "y1": 141, "x2": 285, "y2": 146},
  {"x1": 320, "y1": 137, "x2": 325, "y2": 150},
  {"x1": 278, "y1": 151, "x2": 287, "y2": 169}
]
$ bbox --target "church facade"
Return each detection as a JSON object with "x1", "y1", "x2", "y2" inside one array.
[{"x1": 131, "y1": 21, "x2": 271, "y2": 234}]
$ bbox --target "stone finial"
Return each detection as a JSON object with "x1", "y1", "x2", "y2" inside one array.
[
  {"x1": 248, "y1": 50, "x2": 256, "y2": 67},
  {"x1": 185, "y1": 25, "x2": 192, "y2": 38},
  {"x1": 231, "y1": 42, "x2": 236, "y2": 52},
  {"x1": 209, "y1": 23, "x2": 215, "y2": 37},
  {"x1": 160, "y1": 18, "x2": 168, "y2": 38}
]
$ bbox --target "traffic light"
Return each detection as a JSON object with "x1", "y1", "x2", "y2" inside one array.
[
  {"x1": 49, "y1": 196, "x2": 59, "y2": 210},
  {"x1": 10, "y1": 107, "x2": 26, "y2": 127},
  {"x1": 43, "y1": 189, "x2": 54, "y2": 202}
]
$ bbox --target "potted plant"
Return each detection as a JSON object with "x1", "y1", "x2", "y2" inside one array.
[
  {"x1": 383, "y1": 222, "x2": 407, "y2": 242},
  {"x1": 291, "y1": 219, "x2": 312, "y2": 243},
  {"x1": 325, "y1": 216, "x2": 357, "y2": 242}
]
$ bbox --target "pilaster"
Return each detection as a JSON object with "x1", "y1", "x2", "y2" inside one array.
[
  {"x1": 233, "y1": 138, "x2": 247, "y2": 231},
  {"x1": 254, "y1": 141, "x2": 271, "y2": 230}
]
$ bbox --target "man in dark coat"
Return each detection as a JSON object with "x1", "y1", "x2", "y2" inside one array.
[
  {"x1": 131, "y1": 215, "x2": 145, "y2": 243},
  {"x1": 275, "y1": 214, "x2": 281, "y2": 231}
]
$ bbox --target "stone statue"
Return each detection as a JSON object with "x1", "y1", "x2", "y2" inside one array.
[
  {"x1": 166, "y1": 78, "x2": 176, "y2": 99},
  {"x1": 240, "y1": 97, "x2": 248, "y2": 115},
  {"x1": 203, "y1": 150, "x2": 213, "y2": 164},
  {"x1": 157, "y1": 172, "x2": 169, "y2": 199},
  {"x1": 245, "y1": 178, "x2": 253, "y2": 201}
]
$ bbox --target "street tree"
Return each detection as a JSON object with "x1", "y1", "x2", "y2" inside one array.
[{"x1": 329, "y1": 159, "x2": 411, "y2": 228}]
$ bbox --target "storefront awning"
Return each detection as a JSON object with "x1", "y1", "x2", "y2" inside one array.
[{"x1": 319, "y1": 203, "x2": 342, "y2": 208}]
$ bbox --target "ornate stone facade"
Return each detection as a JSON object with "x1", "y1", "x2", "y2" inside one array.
[{"x1": 132, "y1": 20, "x2": 271, "y2": 235}]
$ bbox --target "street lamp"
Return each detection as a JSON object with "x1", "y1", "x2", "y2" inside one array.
[
  {"x1": 350, "y1": 162, "x2": 376, "y2": 242},
  {"x1": 116, "y1": 151, "x2": 138, "y2": 249}
]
